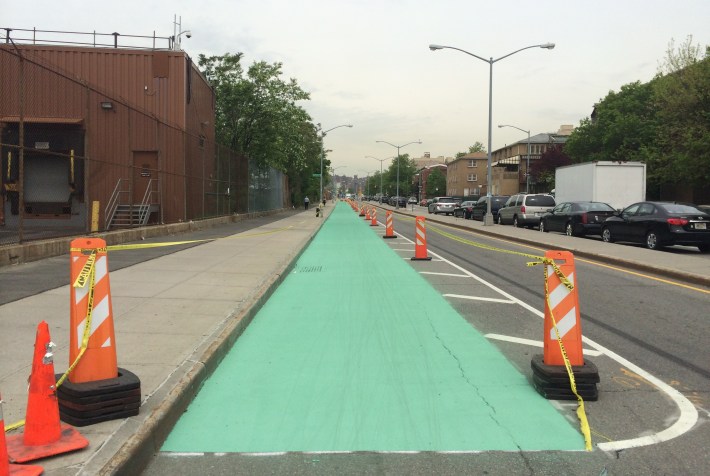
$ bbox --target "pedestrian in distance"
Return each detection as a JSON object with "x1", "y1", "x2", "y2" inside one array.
[{"x1": 304, "y1": 196, "x2": 310, "y2": 210}]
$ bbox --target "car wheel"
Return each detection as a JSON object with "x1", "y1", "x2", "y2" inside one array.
[
  {"x1": 513, "y1": 216, "x2": 519, "y2": 228},
  {"x1": 699, "y1": 244, "x2": 710, "y2": 253},
  {"x1": 565, "y1": 222, "x2": 575, "y2": 237},
  {"x1": 645, "y1": 231, "x2": 661, "y2": 250},
  {"x1": 601, "y1": 227, "x2": 614, "y2": 243},
  {"x1": 540, "y1": 220, "x2": 548, "y2": 233}
]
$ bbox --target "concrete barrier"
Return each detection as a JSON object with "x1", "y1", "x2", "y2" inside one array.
[{"x1": 0, "y1": 209, "x2": 287, "y2": 268}]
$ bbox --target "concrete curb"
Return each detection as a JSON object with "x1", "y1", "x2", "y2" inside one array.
[
  {"x1": 97, "y1": 207, "x2": 333, "y2": 475},
  {"x1": 384, "y1": 206, "x2": 710, "y2": 288},
  {"x1": 0, "y1": 209, "x2": 288, "y2": 268}
]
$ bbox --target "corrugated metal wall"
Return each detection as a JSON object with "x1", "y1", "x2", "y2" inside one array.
[{"x1": 0, "y1": 45, "x2": 218, "y2": 227}]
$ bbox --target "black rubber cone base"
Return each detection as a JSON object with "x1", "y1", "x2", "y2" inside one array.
[
  {"x1": 530, "y1": 354, "x2": 599, "y2": 401},
  {"x1": 55, "y1": 367, "x2": 141, "y2": 426},
  {"x1": 383, "y1": 235, "x2": 397, "y2": 239}
]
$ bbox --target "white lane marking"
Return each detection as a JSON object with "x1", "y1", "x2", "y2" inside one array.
[
  {"x1": 397, "y1": 230, "x2": 698, "y2": 451},
  {"x1": 444, "y1": 294, "x2": 515, "y2": 304},
  {"x1": 420, "y1": 272, "x2": 470, "y2": 277},
  {"x1": 485, "y1": 333, "x2": 604, "y2": 357}
]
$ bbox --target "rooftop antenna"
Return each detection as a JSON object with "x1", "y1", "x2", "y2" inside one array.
[{"x1": 172, "y1": 14, "x2": 191, "y2": 50}]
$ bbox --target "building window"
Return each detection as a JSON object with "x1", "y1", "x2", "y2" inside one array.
[
  {"x1": 468, "y1": 160, "x2": 477, "y2": 167},
  {"x1": 467, "y1": 174, "x2": 477, "y2": 182}
]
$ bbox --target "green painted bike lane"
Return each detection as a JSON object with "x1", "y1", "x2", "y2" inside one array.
[{"x1": 162, "y1": 202, "x2": 584, "y2": 453}]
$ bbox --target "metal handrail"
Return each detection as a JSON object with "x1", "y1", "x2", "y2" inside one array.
[
  {"x1": 105, "y1": 178, "x2": 130, "y2": 230},
  {"x1": 137, "y1": 179, "x2": 159, "y2": 225}
]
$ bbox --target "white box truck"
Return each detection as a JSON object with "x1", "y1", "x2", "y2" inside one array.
[{"x1": 554, "y1": 161, "x2": 646, "y2": 211}]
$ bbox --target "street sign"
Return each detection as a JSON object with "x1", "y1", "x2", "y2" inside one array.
[{"x1": 312, "y1": 173, "x2": 321, "y2": 177}]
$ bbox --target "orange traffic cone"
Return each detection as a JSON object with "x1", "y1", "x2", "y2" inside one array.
[
  {"x1": 410, "y1": 216, "x2": 432, "y2": 261},
  {"x1": 383, "y1": 211, "x2": 397, "y2": 239},
  {"x1": 5, "y1": 322, "x2": 88, "y2": 463},
  {"x1": 359, "y1": 206, "x2": 365, "y2": 217},
  {"x1": 1, "y1": 391, "x2": 44, "y2": 476},
  {"x1": 370, "y1": 208, "x2": 377, "y2": 226},
  {"x1": 542, "y1": 250, "x2": 583, "y2": 366},
  {"x1": 68, "y1": 238, "x2": 118, "y2": 383},
  {"x1": 531, "y1": 251, "x2": 599, "y2": 401}
]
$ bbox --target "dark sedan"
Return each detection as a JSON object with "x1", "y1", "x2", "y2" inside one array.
[
  {"x1": 471, "y1": 196, "x2": 509, "y2": 221},
  {"x1": 540, "y1": 201, "x2": 616, "y2": 236},
  {"x1": 601, "y1": 202, "x2": 710, "y2": 252},
  {"x1": 453, "y1": 201, "x2": 476, "y2": 219}
]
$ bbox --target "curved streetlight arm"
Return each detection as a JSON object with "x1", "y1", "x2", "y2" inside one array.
[
  {"x1": 498, "y1": 124, "x2": 532, "y2": 194},
  {"x1": 498, "y1": 124, "x2": 529, "y2": 135},
  {"x1": 429, "y1": 43, "x2": 554, "y2": 64},
  {"x1": 375, "y1": 140, "x2": 423, "y2": 208},
  {"x1": 321, "y1": 124, "x2": 353, "y2": 136},
  {"x1": 375, "y1": 140, "x2": 422, "y2": 150},
  {"x1": 429, "y1": 41, "x2": 554, "y2": 223}
]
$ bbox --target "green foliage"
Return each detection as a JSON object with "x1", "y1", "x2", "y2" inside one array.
[
  {"x1": 564, "y1": 37, "x2": 710, "y2": 191},
  {"x1": 530, "y1": 145, "x2": 572, "y2": 190},
  {"x1": 426, "y1": 168, "x2": 447, "y2": 196},
  {"x1": 198, "y1": 52, "x2": 322, "y2": 203},
  {"x1": 456, "y1": 142, "x2": 486, "y2": 158},
  {"x1": 382, "y1": 154, "x2": 417, "y2": 196}
]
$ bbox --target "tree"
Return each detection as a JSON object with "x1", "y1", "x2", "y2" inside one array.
[
  {"x1": 649, "y1": 37, "x2": 710, "y2": 190},
  {"x1": 530, "y1": 145, "x2": 572, "y2": 191},
  {"x1": 564, "y1": 36, "x2": 710, "y2": 199},
  {"x1": 564, "y1": 81, "x2": 658, "y2": 165},
  {"x1": 456, "y1": 142, "x2": 486, "y2": 158},
  {"x1": 426, "y1": 168, "x2": 447, "y2": 197},
  {"x1": 383, "y1": 154, "x2": 417, "y2": 196},
  {"x1": 198, "y1": 53, "x2": 320, "y2": 204}
]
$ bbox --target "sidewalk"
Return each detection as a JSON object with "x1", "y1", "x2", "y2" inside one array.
[
  {"x1": 375, "y1": 202, "x2": 710, "y2": 287},
  {"x1": 0, "y1": 206, "x2": 330, "y2": 475},
  {"x1": 1, "y1": 200, "x2": 707, "y2": 474}
]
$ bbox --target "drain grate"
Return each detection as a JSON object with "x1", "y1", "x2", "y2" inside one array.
[{"x1": 296, "y1": 265, "x2": 322, "y2": 273}]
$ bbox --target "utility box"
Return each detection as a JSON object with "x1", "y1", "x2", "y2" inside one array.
[{"x1": 554, "y1": 161, "x2": 646, "y2": 211}]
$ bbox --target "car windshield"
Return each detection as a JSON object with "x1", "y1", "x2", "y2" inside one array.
[
  {"x1": 526, "y1": 195, "x2": 555, "y2": 206},
  {"x1": 438, "y1": 198, "x2": 456, "y2": 203},
  {"x1": 660, "y1": 203, "x2": 707, "y2": 214},
  {"x1": 491, "y1": 197, "x2": 508, "y2": 205},
  {"x1": 577, "y1": 202, "x2": 615, "y2": 212}
]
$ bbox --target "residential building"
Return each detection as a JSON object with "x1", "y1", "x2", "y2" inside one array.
[
  {"x1": 445, "y1": 152, "x2": 488, "y2": 198},
  {"x1": 491, "y1": 125, "x2": 573, "y2": 194}
]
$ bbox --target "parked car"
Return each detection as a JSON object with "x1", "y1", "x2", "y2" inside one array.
[
  {"x1": 601, "y1": 202, "x2": 710, "y2": 252},
  {"x1": 428, "y1": 196, "x2": 457, "y2": 215},
  {"x1": 497, "y1": 193, "x2": 556, "y2": 228},
  {"x1": 540, "y1": 201, "x2": 616, "y2": 236},
  {"x1": 419, "y1": 198, "x2": 428, "y2": 207},
  {"x1": 407, "y1": 196, "x2": 418, "y2": 204},
  {"x1": 453, "y1": 201, "x2": 476, "y2": 219},
  {"x1": 389, "y1": 196, "x2": 407, "y2": 207},
  {"x1": 471, "y1": 195, "x2": 509, "y2": 222}
]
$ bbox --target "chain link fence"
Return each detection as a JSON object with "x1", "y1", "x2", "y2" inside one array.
[{"x1": 1, "y1": 35, "x2": 285, "y2": 246}]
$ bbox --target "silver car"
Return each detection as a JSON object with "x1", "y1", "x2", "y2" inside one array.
[
  {"x1": 497, "y1": 193, "x2": 556, "y2": 228},
  {"x1": 427, "y1": 196, "x2": 457, "y2": 215}
]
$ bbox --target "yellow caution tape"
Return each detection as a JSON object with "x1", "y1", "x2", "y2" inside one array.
[
  {"x1": 423, "y1": 220, "x2": 592, "y2": 450},
  {"x1": 57, "y1": 252, "x2": 96, "y2": 388},
  {"x1": 6, "y1": 224, "x2": 296, "y2": 434},
  {"x1": 72, "y1": 250, "x2": 97, "y2": 288}
]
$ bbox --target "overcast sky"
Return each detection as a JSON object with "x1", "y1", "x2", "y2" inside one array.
[{"x1": 4, "y1": 0, "x2": 709, "y2": 176}]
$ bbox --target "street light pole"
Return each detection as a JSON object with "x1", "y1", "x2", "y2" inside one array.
[
  {"x1": 498, "y1": 124, "x2": 531, "y2": 193},
  {"x1": 319, "y1": 123, "x2": 353, "y2": 204},
  {"x1": 366, "y1": 156, "x2": 394, "y2": 202},
  {"x1": 429, "y1": 42, "x2": 554, "y2": 225},
  {"x1": 375, "y1": 140, "x2": 422, "y2": 209}
]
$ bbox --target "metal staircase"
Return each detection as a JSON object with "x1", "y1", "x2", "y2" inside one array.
[{"x1": 105, "y1": 178, "x2": 160, "y2": 230}]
